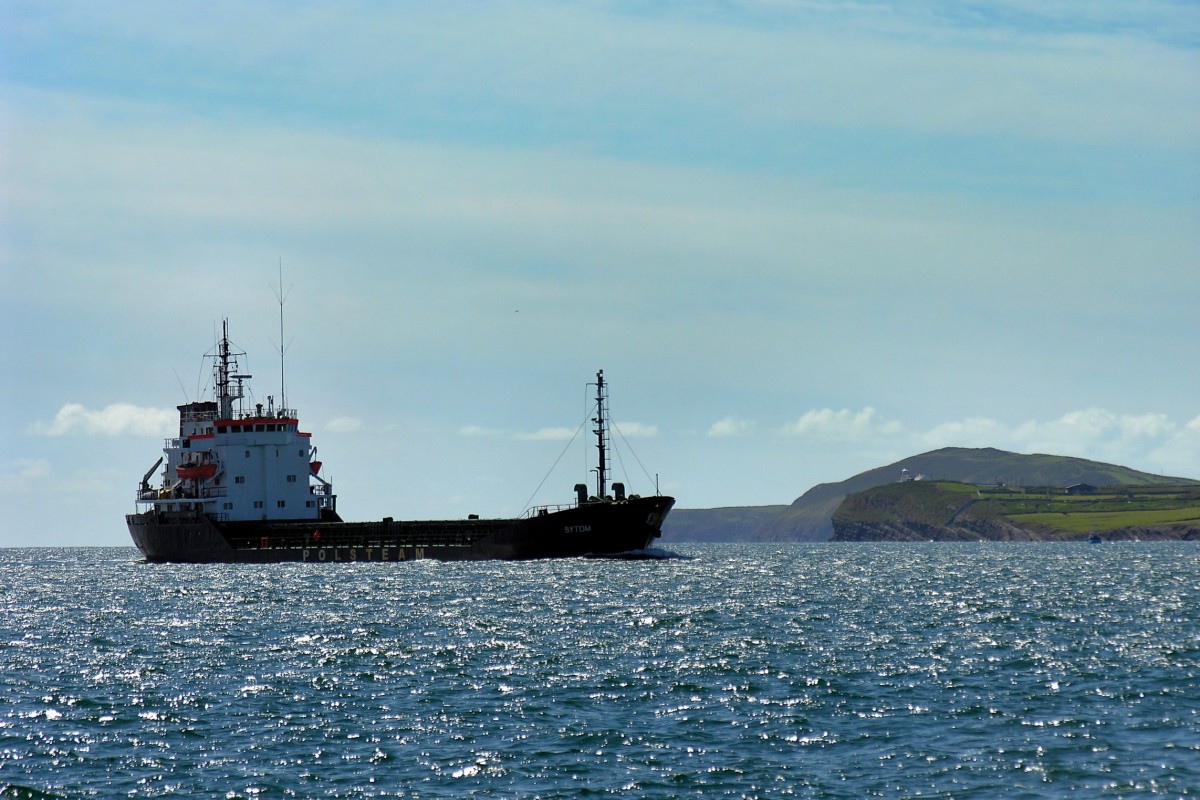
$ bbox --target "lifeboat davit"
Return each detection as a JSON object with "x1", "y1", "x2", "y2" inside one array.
[{"x1": 176, "y1": 462, "x2": 217, "y2": 480}]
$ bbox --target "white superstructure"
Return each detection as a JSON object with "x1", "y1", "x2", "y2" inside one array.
[{"x1": 135, "y1": 320, "x2": 335, "y2": 522}]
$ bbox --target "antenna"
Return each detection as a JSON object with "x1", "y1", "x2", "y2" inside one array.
[{"x1": 272, "y1": 260, "x2": 293, "y2": 415}]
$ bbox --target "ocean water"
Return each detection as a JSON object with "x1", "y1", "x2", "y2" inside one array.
[{"x1": 1, "y1": 544, "x2": 1197, "y2": 799}]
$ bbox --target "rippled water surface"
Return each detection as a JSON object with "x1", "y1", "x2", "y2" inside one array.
[{"x1": 2, "y1": 543, "x2": 1198, "y2": 798}]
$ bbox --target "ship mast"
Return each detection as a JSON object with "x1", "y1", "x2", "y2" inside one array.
[
  {"x1": 592, "y1": 370, "x2": 609, "y2": 499},
  {"x1": 214, "y1": 319, "x2": 250, "y2": 420}
]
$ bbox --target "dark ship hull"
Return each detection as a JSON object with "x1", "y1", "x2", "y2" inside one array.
[
  {"x1": 127, "y1": 316, "x2": 672, "y2": 564},
  {"x1": 127, "y1": 495, "x2": 674, "y2": 563}
]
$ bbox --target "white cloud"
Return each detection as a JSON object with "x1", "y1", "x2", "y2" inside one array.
[
  {"x1": 995, "y1": 409, "x2": 1196, "y2": 478},
  {"x1": 1145, "y1": 415, "x2": 1200, "y2": 478},
  {"x1": 781, "y1": 407, "x2": 904, "y2": 441},
  {"x1": 1004, "y1": 409, "x2": 1178, "y2": 457},
  {"x1": 613, "y1": 421, "x2": 659, "y2": 439},
  {"x1": 516, "y1": 427, "x2": 579, "y2": 442},
  {"x1": 921, "y1": 417, "x2": 1006, "y2": 448},
  {"x1": 458, "y1": 425, "x2": 503, "y2": 437},
  {"x1": 0, "y1": 458, "x2": 114, "y2": 496},
  {"x1": 776, "y1": 405, "x2": 1200, "y2": 480},
  {"x1": 707, "y1": 416, "x2": 755, "y2": 437},
  {"x1": 0, "y1": 459, "x2": 51, "y2": 493},
  {"x1": 30, "y1": 403, "x2": 176, "y2": 437},
  {"x1": 327, "y1": 416, "x2": 364, "y2": 433}
]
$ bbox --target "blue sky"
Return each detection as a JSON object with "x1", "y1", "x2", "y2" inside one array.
[{"x1": 2, "y1": 1, "x2": 1198, "y2": 547}]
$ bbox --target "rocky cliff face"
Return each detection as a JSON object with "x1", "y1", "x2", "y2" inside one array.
[
  {"x1": 832, "y1": 517, "x2": 1200, "y2": 541},
  {"x1": 832, "y1": 515, "x2": 1038, "y2": 542},
  {"x1": 1084, "y1": 526, "x2": 1200, "y2": 541}
]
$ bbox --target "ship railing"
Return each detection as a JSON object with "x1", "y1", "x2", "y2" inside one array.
[
  {"x1": 200, "y1": 486, "x2": 228, "y2": 499},
  {"x1": 521, "y1": 503, "x2": 575, "y2": 518},
  {"x1": 224, "y1": 407, "x2": 298, "y2": 420},
  {"x1": 310, "y1": 484, "x2": 332, "y2": 497}
]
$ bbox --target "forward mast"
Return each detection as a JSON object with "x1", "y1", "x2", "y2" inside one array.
[{"x1": 592, "y1": 370, "x2": 610, "y2": 500}]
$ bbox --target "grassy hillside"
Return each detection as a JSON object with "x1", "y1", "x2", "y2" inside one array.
[
  {"x1": 973, "y1": 485, "x2": 1200, "y2": 534},
  {"x1": 832, "y1": 481, "x2": 1200, "y2": 541}
]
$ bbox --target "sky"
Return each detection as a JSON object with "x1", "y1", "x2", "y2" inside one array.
[{"x1": 2, "y1": 1, "x2": 1198, "y2": 547}]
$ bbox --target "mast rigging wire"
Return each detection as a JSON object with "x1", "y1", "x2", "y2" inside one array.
[{"x1": 520, "y1": 401, "x2": 595, "y2": 515}]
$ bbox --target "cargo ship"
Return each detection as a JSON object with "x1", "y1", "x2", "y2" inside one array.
[{"x1": 126, "y1": 321, "x2": 674, "y2": 562}]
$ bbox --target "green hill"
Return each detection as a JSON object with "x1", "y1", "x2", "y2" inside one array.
[
  {"x1": 832, "y1": 480, "x2": 1200, "y2": 541},
  {"x1": 660, "y1": 447, "x2": 1197, "y2": 543},
  {"x1": 754, "y1": 447, "x2": 1197, "y2": 542}
]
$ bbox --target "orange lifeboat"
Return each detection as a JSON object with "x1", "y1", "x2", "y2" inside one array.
[
  {"x1": 176, "y1": 462, "x2": 217, "y2": 480},
  {"x1": 309, "y1": 461, "x2": 322, "y2": 476}
]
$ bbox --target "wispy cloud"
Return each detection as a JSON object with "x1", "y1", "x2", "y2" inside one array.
[
  {"x1": 707, "y1": 416, "x2": 755, "y2": 437},
  {"x1": 0, "y1": 459, "x2": 51, "y2": 493},
  {"x1": 516, "y1": 427, "x2": 579, "y2": 442},
  {"x1": 781, "y1": 407, "x2": 904, "y2": 441},
  {"x1": 30, "y1": 403, "x2": 176, "y2": 437},
  {"x1": 326, "y1": 416, "x2": 363, "y2": 433},
  {"x1": 777, "y1": 405, "x2": 1200, "y2": 478},
  {"x1": 458, "y1": 425, "x2": 504, "y2": 437},
  {"x1": 920, "y1": 408, "x2": 1184, "y2": 456},
  {"x1": 613, "y1": 422, "x2": 659, "y2": 439}
]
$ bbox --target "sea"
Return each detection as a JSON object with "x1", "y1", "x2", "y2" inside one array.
[{"x1": 1, "y1": 543, "x2": 1197, "y2": 799}]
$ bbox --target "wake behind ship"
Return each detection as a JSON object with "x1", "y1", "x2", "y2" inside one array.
[{"x1": 127, "y1": 321, "x2": 673, "y2": 563}]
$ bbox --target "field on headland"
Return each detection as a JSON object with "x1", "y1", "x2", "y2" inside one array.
[
  {"x1": 832, "y1": 481, "x2": 1200, "y2": 541},
  {"x1": 977, "y1": 485, "x2": 1200, "y2": 534}
]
